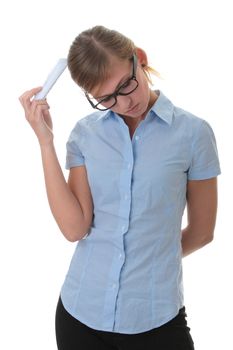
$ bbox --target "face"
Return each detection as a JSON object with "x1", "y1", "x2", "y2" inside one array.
[{"x1": 89, "y1": 53, "x2": 155, "y2": 119}]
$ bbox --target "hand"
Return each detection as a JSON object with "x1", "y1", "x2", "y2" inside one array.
[{"x1": 19, "y1": 87, "x2": 54, "y2": 147}]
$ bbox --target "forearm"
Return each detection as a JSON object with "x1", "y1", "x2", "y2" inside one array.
[
  {"x1": 40, "y1": 142, "x2": 88, "y2": 241},
  {"x1": 181, "y1": 225, "x2": 214, "y2": 257}
]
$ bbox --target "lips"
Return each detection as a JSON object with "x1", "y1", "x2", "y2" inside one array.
[{"x1": 126, "y1": 103, "x2": 139, "y2": 114}]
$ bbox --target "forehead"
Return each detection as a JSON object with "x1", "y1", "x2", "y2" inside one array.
[{"x1": 90, "y1": 57, "x2": 131, "y2": 97}]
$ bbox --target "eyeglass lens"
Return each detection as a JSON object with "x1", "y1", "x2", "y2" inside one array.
[{"x1": 90, "y1": 78, "x2": 138, "y2": 110}]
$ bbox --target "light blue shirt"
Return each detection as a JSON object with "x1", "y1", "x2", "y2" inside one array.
[{"x1": 60, "y1": 90, "x2": 221, "y2": 334}]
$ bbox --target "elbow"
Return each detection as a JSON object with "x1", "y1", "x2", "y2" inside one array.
[
  {"x1": 200, "y1": 231, "x2": 214, "y2": 247},
  {"x1": 65, "y1": 233, "x2": 80, "y2": 243},
  {"x1": 62, "y1": 229, "x2": 89, "y2": 242},
  {"x1": 60, "y1": 223, "x2": 91, "y2": 242}
]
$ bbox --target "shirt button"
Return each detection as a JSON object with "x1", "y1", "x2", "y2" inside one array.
[
  {"x1": 135, "y1": 135, "x2": 140, "y2": 141},
  {"x1": 121, "y1": 225, "x2": 126, "y2": 231},
  {"x1": 112, "y1": 283, "x2": 116, "y2": 289},
  {"x1": 127, "y1": 163, "x2": 131, "y2": 169},
  {"x1": 124, "y1": 194, "x2": 128, "y2": 200},
  {"x1": 119, "y1": 253, "x2": 122, "y2": 259}
]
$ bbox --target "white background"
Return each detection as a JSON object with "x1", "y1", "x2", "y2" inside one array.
[{"x1": 0, "y1": 0, "x2": 232, "y2": 349}]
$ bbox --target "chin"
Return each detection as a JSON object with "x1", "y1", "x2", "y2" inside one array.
[
  {"x1": 126, "y1": 103, "x2": 144, "y2": 117},
  {"x1": 132, "y1": 104, "x2": 148, "y2": 119}
]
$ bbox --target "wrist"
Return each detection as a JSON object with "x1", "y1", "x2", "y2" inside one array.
[{"x1": 39, "y1": 139, "x2": 55, "y2": 151}]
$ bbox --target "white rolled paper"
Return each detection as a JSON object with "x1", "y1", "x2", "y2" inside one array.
[{"x1": 34, "y1": 58, "x2": 67, "y2": 100}]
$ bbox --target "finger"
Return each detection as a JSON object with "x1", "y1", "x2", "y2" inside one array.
[
  {"x1": 27, "y1": 104, "x2": 49, "y2": 125},
  {"x1": 43, "y1": 107, "x2": 52, "y2": 122},
  {"x1": 19, "y1": 87, "x2": 42, "y2": 101},
  {"x1": 30, "y1": 99, "x2": 49, "y2": 119},
  {"x1": 34, "y1": 105, "x2": 52, "y2": 126},
  {"x1": 19, "y1": 87, "x2": 43, "y2": 108},
  {"x1": 24, "y1": 99, "x2": 46, "y2": 121}
]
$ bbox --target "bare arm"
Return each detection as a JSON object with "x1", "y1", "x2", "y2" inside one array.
[
  {"x1": 19, "y1": 87, "x2": 93, "y2": 242},
  {"x1": 182, "y1": 177, "x2": 218, "y2": 257},
  {"x1": 40, "y1": 144, "x2": 93, "y2": 241}
]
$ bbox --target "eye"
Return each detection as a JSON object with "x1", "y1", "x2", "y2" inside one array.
[
  {"x1": 120, "y1": 80, "x2": 131, "y2": 89},
  {"x1": 101, "y1": 95, "x2": 112, "y2": 102},
  {"x1": 95, "y1": 95, "x2": 111, "y2": 103}
]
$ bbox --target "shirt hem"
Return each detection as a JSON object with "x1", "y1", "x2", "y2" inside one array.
[{"x1": 60, "y1": 292, "x2": 184, "y2": 334}]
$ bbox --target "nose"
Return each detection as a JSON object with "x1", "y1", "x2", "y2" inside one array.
[{"x1": 116, "y1": 94, "x2": 133, "y2": 111}]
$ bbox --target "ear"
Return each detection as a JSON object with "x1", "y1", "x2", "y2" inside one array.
[{"x1": 135, "y1": 47, "x2": 148, "y2": 66}]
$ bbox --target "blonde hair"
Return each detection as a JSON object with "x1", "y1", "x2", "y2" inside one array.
[{"x1": 67, "y1": 25, "x2": 160, "y2": 92}]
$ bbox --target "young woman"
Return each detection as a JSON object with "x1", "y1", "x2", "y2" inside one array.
[{"x1": 19, "y1": 25, "x2": 221, "y2": 350}]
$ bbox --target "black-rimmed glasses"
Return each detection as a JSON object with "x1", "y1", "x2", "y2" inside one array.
[{"x1": 85, "y1": 54, "x2": 139, "y2": 111}]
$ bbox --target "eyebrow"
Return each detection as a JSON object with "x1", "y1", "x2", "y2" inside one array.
[{"x1": 95, "y1": 73, "x2": 130, "y2": 99}]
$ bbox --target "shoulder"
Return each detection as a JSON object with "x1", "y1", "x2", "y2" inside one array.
[
  {"x1": 155, "y1": 90, "x2": 209, "y2": 133},
  {"x1": 69, "y1": 110, "x2": 110, "y2": 136},
  {"x1": 76, "y1": 110, "x2": 109, "y2": 127},
  {"x1": 172, "y1": 103, "x2": 215, "y2": 143},
  {"x1": 173, "y1": 104, "x2": 205, "y2": 129},
  {"x1": 158, "y1": 91, "x2": 218, "y2": 153}
]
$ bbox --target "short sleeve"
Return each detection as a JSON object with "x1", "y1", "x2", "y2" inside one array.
[
  {"x1": 65, "y1": 122, "x2": 85, "y2": 169},
  {"x1": 187, "y1": 120, "x2": 221, "y2": 180}
]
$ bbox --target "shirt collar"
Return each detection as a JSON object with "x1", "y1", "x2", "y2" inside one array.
[
  {"x1": 150, "y1": 90, "x2": 174, "y2": 126},
  {"x1": 97, "y1": 109, "x2": 112, "y2": 121},
  {"x1": 100, "y1": 89, "x2": 174, "y2": 125}
]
